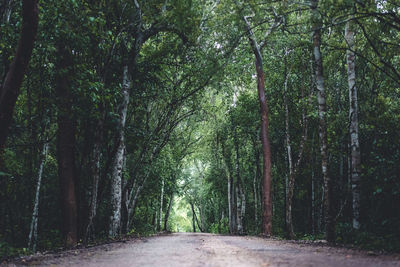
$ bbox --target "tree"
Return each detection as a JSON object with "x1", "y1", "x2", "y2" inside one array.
[
  {"x1": 55, "y1": 44, "x2": 78, "y2": 247},
  {"x1": 311, "y1": 0, "x2": 334, "y2": 242},
  {"x1": 345, "y1": 18, "x2": 361, "y2": 230},
  {"x1": 0, "y1": 0, "x2": 38, "y2": 156},
  {"x1": 242, "y1": 11, "x2": 280, "y2": 237}
]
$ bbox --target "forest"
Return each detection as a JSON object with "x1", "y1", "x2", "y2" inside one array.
[{"x1": 0, "y1": 0, "x2": 400, "y2": 260}]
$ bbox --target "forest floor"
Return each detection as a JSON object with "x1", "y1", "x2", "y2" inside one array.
[{"x1": 5, "y1": 233, "x2": 400, "y2": 266}]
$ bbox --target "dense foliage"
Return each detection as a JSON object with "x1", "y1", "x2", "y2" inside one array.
[{"x1": 1, "y1": 0, "x2": 399, "y2": 259}]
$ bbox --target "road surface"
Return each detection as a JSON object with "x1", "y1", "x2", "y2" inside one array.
[{"x1": 8, "y1": 233, "x2": 400, "y2": 266}]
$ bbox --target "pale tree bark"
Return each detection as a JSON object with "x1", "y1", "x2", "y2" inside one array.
[
  {"x1": 158, "y1": 178, "x2": 165, "y2": 231},
  {"x1": 345, "y1": 19, "x2": 361, "y2": 230},
  {"x1": 28, "y1": 140, "x2": 48, "y2": 252},
  {"x1": 109, "y1": 65, "x2": 130, "y2": 238},
  {"x1": 311, "y1": 0, "x2": 334, "y2": 242},
  {"x1": 0, "y1": 0, "x2": 38, "y2": 156},
  {"x1": 243, "y1": 15, "x2": 280, "y2": 236}
]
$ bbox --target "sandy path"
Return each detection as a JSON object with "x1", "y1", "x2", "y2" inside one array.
[{"x1": 8, "y1": 233, "x2": 400, "y2": 266}]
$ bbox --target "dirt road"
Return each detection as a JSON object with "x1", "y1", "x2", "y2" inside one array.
[{"x1": 9, "y1": 233, "x2": 400, "y2": 266}]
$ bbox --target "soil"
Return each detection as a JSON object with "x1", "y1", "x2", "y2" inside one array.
[{"x1": 4, "y1": 233, "x2": 400, "y2": 266}]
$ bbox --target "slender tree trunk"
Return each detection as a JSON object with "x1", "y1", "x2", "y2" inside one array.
[
  {"x1": 236, "y1": 183, "x2": 242, "y2": 233},
  {"x1": 311, "y1": 0, "x2": 334, "y2": 242},
  {"x1": 56, "y1": 45, "x2": 78, "y2": 248},
  {"x1": 231, "y1": 175, "x2": 237, "y2": 233},
  {"x1": 126, "y1": 171, "x2": 151, "y2": 231},
  {"x1": 283, "y1": 51, "x2": 311, "y2": 239},
  {"x1": 345, "y1": 20, "x2": 361, "y2": 230},
  {"x1": 191, "y1": 202, "x2": 204, "y2": 232},
  {"x1": 228, "y1": 172, "x2": 233, "y2": 233},
  {"x1": 0, "y1": 0, "x2": 38, "y2": 156},
  {"x1": 109, "y1": 65, "x2": 130, "y2": 238},
  {"x1": 28, "y1": 140, "x2": 48, "y2": 252},
  {"x1": 240, "y1": 184, "x2": 246, "y2": 233},
  {"x1": 153, "y1": 210, "x2": 158, "y2": 230},
  {"x1": 253, "y1": 138, "x2": 261, "y2": 227},
  {"x1": 190, "y1": 202, "x2": 196, "y2": 232},
  {"x1": 283, "y1": 57, "x2": 295, "y2": 239},
  {"x1": 158, "y1": 178, "x2": 164, "y2": 231},
  {"x1": 163, "y1": 192, "x2": 173, "y2": 231},
  {"x1": 253, "y1": 166, "x2": 258, "y2": 224},
  {"x1": 311, "y1": 132, "x2": 316, "y2": 234},
  {"x1": 243, "y1": 17, "x2": 273, "y2": 236},
  {"x1": 85, "y1": 115, "x2": 104, "y2": 242},
  {"x1": 234, "y1": 130, "x2": 244, "y2": 234}
]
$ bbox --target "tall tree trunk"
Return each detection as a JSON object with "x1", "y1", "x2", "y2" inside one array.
[
  {"x1": 109, "y1": 65, "x2": 130, "y2": 238},
  {"x1": 56, "y1": 45, "x2": 78, "y2": 248},
  {"x1": 85, "y1": 114, "x2": 104, "y2": 242},
  {"x1": 28, "y1": 140, "x2": 48, "y2": 252},
  {"x1": 163, "y1": 192, "x2": 173, "y2": 231},
  {"x1": 311, "y1": 0, "x2": 334, "y2": 242},
  {"x1": 240, "y1": 184, "x2": 246, "y2": 234},
  {"x1": 243, "y1": 16, "x2": 273, "y2": 237},
  {"x1": 236, "y1": 183, "x2": 242, "y2": 234},
  {"x1": 311, "y1": 132, "x2": 316, "y2": 234},
  {"x1": 284, "y1": 61, "x2": 295, "y2": 239},
  {"x1": 284, "y1": 52, "x2": 311, "y2": 239},
  {"x1": 234, "y1": 129, "x2": 244, "y2": 234},
  {"x1": 0, "y1": 0, "x2": 38, "y2": 156},
  {"x1": 227, "y1": 172, "x2": 233, "y2": 233},
  {"x1": 231, "y1": 173, "x2": 237, "y2": 233},
  {"x1": 158, "y1": 178, "x2": 164, "y2": 231},
  {"x1": 345, "y1": 20, "x2": 361, "y2": 230}
]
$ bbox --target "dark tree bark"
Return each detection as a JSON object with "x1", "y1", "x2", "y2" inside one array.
[
  {"x1": 243, "y1": 16, "x2": 276, "y2": 236},
  {"x1": 311, "y1": 0, "x2": 335, "y2": 242},
  {"x1": 163, "y1": 192, "x2": 173, "y2": 231},
  {"x1": 55, "y1": 45, "x2": 78, "y2": 248},
  {"x1": 0, "y1": 0, "x2": 39, "y2": 156},
  {"x1": 190, "y1": 202, "x2": 196, "y2": 232}
]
